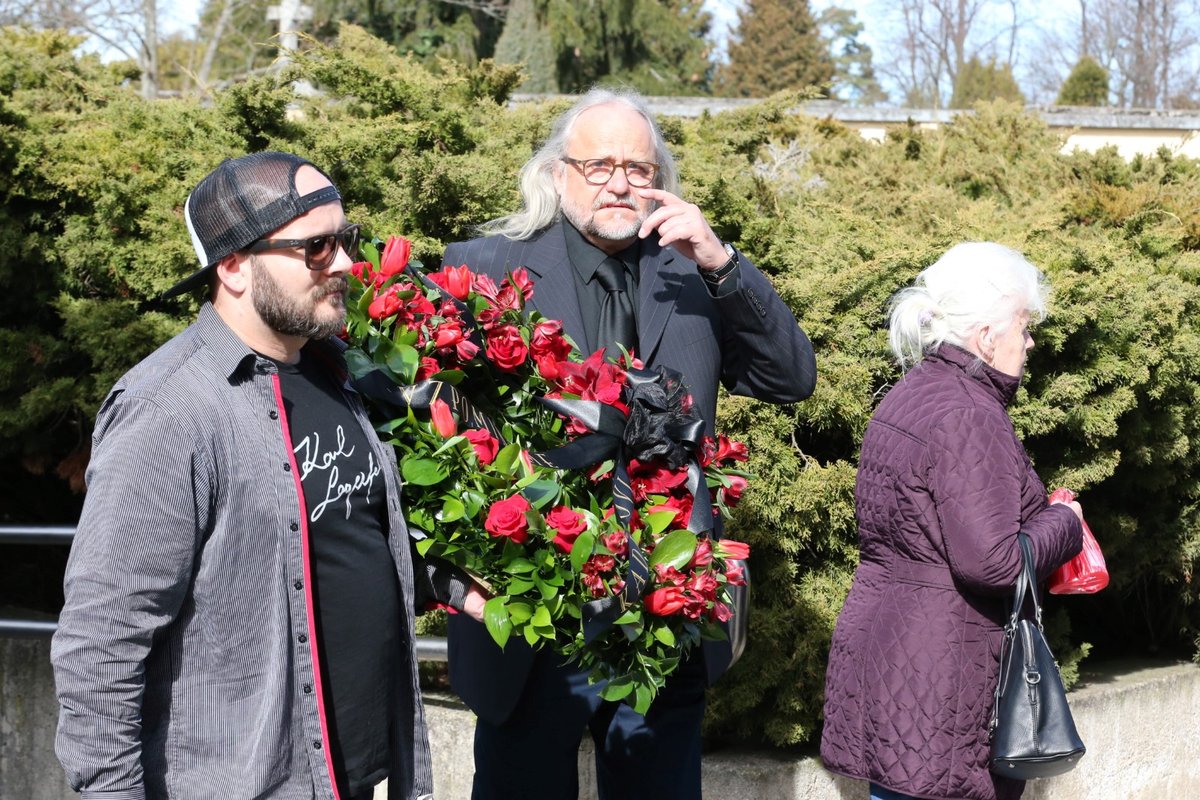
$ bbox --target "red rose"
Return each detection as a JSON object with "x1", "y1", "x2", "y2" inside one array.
[
  {"x1": 484, "y1": 495, "x2": 531, "y2": 544},
  {"x1": 644, "y1": 586, "x2": 687, "y2": 616},
  {"x1": 720, "y1": 475, "x2": 749, "y2": 508},
  {"x1": 546, "y1": 505, "x2": 587, "y2": 553},
  {"x1": 485, "y1": 324, "x2": 529, "y2": 372},
  {"x1": 435, "y1": 320, "x2": 479, "y2": 363},
  {"x1": 717, "y1": 539, "x2": 750, "y2": 561},
  {"x1": 464, "y1": 429, "x2": 499, "y2": 465},
  {"x1": 429, "y1": 398, "x2": 457, "y2": 437},
  {"x1": 416, "y1": 357, "x2": 441, "y2": 381},
  {"x1": 429, "y1": 264, "x2": 473, "y2": 300},
  {"x1": 379, "y1": 235, "x2": 412, "y2": 279}
]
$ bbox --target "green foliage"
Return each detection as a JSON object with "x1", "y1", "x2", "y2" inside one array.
[
  {"x1": 816, "y1": 6, "x2": 886, "y2": 105},
  {"x1": 4, "y1": 26, "x2": 1200, "y2": 748},
  {"x1": 496, "y1": 0, "x2": 715, "y2": 95},
  {"x1": 949, "y1": 56, "x2": 1025, "y2": 109},
  {"x1": 719, "y1": 0, "x2": 833, "y2": 99},
  {"x1": 1057, "y1": 56, "x2": 1110, "y2": 107}
]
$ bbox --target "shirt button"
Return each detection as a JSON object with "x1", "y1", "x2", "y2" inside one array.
[
  {"x1": 289, "y1": 522, "x2": 299, "y2": 531},
  {"x1": 269, "y1": 410, "x2": 279, "y2": 420},
  {"x1": 283, "y1": 462, "x2": 291, "y2": 472},
  {"x1": 297, "y1": 634, "x2": 307, "y2": 643},
  {"x1": 293, "y1": 579, "x2": 303, "y2": 590},
  {"x1": 303, "y1": 684, "x2": 312, "y2": 694},
  {"x1": 313, "y1": 740, "x2": 322, "y2": 750}
]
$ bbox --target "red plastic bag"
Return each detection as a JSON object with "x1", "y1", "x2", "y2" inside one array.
[{"x1": 1047, "y1": 488, "x2": 1109, "y2": 594}]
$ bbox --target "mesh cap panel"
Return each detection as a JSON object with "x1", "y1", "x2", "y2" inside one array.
[{"x1": 166, "y1": 151, "x2": 341, "y2": 298}]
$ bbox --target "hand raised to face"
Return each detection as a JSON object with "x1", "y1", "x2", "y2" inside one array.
[{"x1": 636, "y1": 188, "x2": 728, "y2": 271}]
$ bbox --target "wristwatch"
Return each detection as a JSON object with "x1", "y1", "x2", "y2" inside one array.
[{"x1": 703, "y1": 241, "x2": 740, "y2": 283}]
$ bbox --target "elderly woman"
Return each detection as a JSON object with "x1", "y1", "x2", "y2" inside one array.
[{"x1": 820, "y1": 243, "x2": 1084, "y2": 800}]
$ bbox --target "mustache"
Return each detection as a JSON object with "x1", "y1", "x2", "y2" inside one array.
[
  {"x1": 315, "y1": 277, "x2": 349, "y2": 300},
  {"x1": 593, "y1": 195, "x2": 638, "y2": 211}
]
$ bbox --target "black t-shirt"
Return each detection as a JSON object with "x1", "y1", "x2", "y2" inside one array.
[{"x1": 276, "y1": 348, "x2": 400, "y2": 796}]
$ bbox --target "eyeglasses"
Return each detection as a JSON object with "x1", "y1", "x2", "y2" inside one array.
[
  {"x1": 247, "y1": 224, "x2": 361, "y2": 271},
  {"x1": 561, "y1": 157, "x2": 660, "y2": 188}
]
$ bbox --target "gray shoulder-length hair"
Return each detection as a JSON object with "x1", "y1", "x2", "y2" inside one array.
[
  {"x1": 888, "y1": 242, "x2": 1049, "y2": 371},
  {"x1": 478, "y1": 87, "x2": 682, "y2": 241}
]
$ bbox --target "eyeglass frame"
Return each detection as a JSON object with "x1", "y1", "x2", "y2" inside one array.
[
  {"x1": 246, "y1": 223, "x2": 361, "y2": 271},
  {"x1": 560, "y1": 156, "x2": 661, "y2": 188}
]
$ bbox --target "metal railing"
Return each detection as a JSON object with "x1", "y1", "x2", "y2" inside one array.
[{"x1": 0, "y1": 525, "x2": 449, "y2": 661}]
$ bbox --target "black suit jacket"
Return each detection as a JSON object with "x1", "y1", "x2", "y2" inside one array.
[{"x1": 441, "y1": 222, "x2": 816, "y2": 724}]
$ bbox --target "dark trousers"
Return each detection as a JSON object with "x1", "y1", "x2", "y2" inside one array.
[{"x1": 470, "y1": 649, "x2": 707, "y2": 800}]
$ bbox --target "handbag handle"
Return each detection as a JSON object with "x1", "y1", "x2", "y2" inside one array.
[{"x1": 1007, "y1": 532, "x2": 1043, "y2": 631}]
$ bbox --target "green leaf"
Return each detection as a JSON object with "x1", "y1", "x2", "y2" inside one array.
[
  {"x1": 492, "y1": 442, "x2": 521, "y2": 474},
  {"x1": 344, "y1": 349, "x2": 375, "y2": 380},
  {"x1": 437, "y1": 497, "x2": 465, "y2": 523},
  {"x1": 483, "y1": 596, "x2": 512, "y2": 649},
  {"x1": 599, "y1": 678, "x2": 633, "y2": 702},
  {"x1": 506, "y1": 577, "x2": 536, "y2": 594},
  {"x1": 648, "y1": 530, "x2": 698, "y2": 570},
  {"x1": 385, "y1": 344, "x2": 420, "y2": 383},
  {"x1": 506, "y1": 557, "x2": 537, "y2": 574},
  {"x1": 506, "y1": 601, "x2": 534, "y2": 624},
  {"x1": 632, "y1": 683, "x2": 654, "y2": 715},
  {"x1": 569, "y1": 530, "x2": 597, "y2": 573},
  {"x1": 400, "y1": 456, "x2": 449, "y2": 486},
  {"x1": 520, "y1": 479, "x2": 560, "y2": 509},
  {"x1": 653, "y1": 625, "x2": 677, "y2": 647},
  {"x1": 644, "y1": 510, "x2": 679, "y2": 536},
  {"x1": 530, "y1": 604, "x2": 552, "y2": 627},
  {"x1": 414, "y1": 538, "x2": 435, "y2": 557}
]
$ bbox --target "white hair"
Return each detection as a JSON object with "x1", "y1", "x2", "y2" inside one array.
[
  {"x1": 478, "y1": 87, "x2": 682, "y2": 240},
  {"x1": 888, "y1": 242, "x2": 1049, "y2": 370}
]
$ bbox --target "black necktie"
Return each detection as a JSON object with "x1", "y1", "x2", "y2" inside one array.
[{"x1": 594, "y1": 257, "x2": 637, "y2": 360}]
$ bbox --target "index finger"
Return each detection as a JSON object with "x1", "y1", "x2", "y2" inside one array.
[{"x1": 637, "y1": 188, "x2": 682, "y2": 205}]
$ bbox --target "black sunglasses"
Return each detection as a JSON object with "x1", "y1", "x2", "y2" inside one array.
[{"x1": 247, "y1": 224, "x2": 361, "y2": 271}]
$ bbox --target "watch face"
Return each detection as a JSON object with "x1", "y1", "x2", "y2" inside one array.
[{"x1": 723, "y1": 243, "x2": 736, "y2": 259}]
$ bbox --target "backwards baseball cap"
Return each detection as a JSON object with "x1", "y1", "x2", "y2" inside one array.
[{"x1": 164, "y1": 151, "x2": 342, "y2": 298}]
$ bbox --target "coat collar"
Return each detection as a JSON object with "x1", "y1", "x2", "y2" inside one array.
[{"x1": 929, "y1": 343, "x2": 1023, "y2": 406}]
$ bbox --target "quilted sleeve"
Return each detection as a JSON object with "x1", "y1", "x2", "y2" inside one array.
[{"x1": 926, "y1": 405, "x2": 1026, "y2": 595}]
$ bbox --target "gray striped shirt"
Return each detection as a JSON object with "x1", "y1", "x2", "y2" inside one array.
[{"x1": 51, "y1": 304, "x2": 434, "y2": 800}]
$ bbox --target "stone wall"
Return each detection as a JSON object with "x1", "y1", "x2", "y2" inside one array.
[{"x1": 3, "y1": 637, "x2": 1197, "y2": 800}]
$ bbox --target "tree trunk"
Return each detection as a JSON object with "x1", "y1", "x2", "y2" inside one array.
[{"x1": 140, "y1": 0, "x2": 158, "y2": 100}]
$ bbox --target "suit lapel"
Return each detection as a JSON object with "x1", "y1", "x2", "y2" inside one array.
[
  {"x1": 518, "y1": 226, "x2": 590, "y2": 353},
  {"x1": 636, "y1": 243, "x2": 684, "y2": 365}
]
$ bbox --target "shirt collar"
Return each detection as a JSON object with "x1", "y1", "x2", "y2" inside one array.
[
  {"x1": 560, "y1": 218, "x2": 639, "y2": 283},
  {"x1": 194, "y1": 302, "x2": 349, "y2": 383}
]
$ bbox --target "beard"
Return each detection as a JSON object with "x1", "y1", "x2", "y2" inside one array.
[
  {"x1": 560, "y1": 192, "x2": 649, "y2": 242},
  {"x1": 250, "y1": 258, "x2": 347, "y2": 340}
]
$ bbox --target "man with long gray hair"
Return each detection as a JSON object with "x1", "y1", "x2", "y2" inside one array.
[{"x1": 439, "y1": 88, "x2": 817, "y2": 800}]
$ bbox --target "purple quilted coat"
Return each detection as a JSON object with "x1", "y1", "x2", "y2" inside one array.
[{"x1": 820, "y1": 345, "x2": 1082, "y2": 800}]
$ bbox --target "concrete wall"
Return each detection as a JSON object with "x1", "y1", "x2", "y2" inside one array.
[{"x1": 4, "y1": 637, "x2": 1198, "y2": 800}]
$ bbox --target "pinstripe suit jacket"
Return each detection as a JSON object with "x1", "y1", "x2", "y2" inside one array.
[{"x1": 441, "y1": 221, "x2": 816, "y2": 724}]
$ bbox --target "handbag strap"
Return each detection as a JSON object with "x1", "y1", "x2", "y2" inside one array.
[{"x1": 1007, "y1": 532, "x2": 1043, "y2": 631}]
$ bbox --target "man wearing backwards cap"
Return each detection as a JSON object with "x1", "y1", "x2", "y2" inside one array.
[{"x1": 51, "y1": 152, "x2": 438, "y2": 800}]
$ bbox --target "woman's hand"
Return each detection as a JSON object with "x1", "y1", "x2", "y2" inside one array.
[{"x1": 1052, "y1": 498, "x2": 1084, "y2": 522}]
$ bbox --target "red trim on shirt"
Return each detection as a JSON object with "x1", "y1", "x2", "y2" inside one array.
[{"x1": 273, "y1": 373, "x2": 342, "y2": 800}]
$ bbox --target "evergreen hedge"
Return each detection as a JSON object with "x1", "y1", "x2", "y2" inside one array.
[{"x1": 3, "y1": 25, "x2": 1199, "y2": 749}]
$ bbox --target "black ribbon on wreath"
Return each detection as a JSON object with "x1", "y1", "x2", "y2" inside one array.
[{"x1": 533, "y1": 365, "x2": 713, "y2": 644}]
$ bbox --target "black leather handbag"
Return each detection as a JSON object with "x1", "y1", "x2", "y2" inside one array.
[{"x1": 988, "y1": 533, "x2": 1086, "y2": 779}]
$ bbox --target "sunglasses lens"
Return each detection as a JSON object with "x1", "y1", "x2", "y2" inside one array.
[{"x1": 304, "y1": 235, "x2": 338, "y2": 270}]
